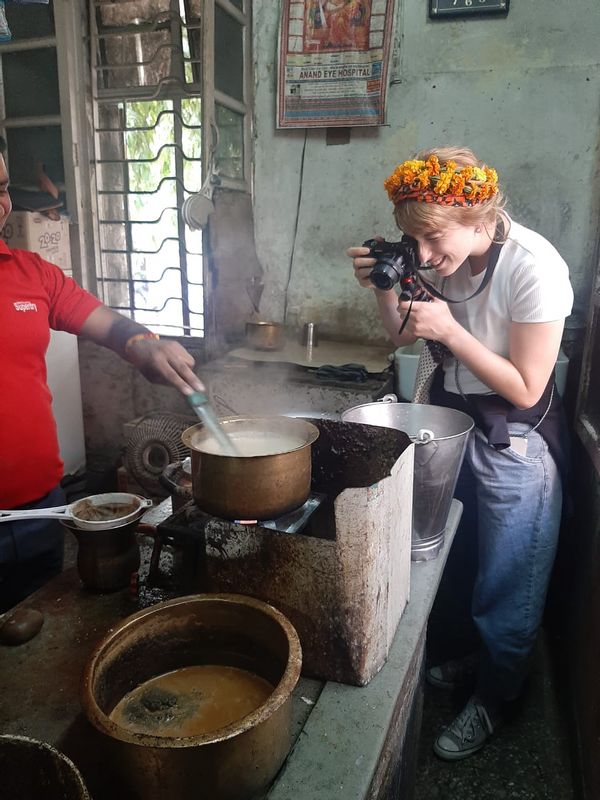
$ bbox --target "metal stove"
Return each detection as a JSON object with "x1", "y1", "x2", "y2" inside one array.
[{"x1": 144, "y1": 419, "x2": 415, "y2": 686}]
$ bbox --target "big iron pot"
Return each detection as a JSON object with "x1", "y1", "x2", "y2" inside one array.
[
  {"x1": 81, "y1": 593, "x2": 302, "y2": 800},
  {"x1": 181, "y1": 415, "x2": 320, "y2": 520}
]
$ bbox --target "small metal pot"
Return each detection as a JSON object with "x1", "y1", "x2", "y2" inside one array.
[
  {"x1": 245, "y1": 321, "x2": 285, "y2": 351},
  {"x1": 0, "y1": 735, "x2": 91, "y2": 800},
  {"x1": 182, "y1": 416, "x2": 319, "y2": 520},
  {"x1": 62, "y1": 517, "x2": 140, "y2": 593},
  {"x1": 81, "y1": 593, "x2": 302, "y2": 800}
]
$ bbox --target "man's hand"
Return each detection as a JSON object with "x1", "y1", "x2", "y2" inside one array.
[
  {"x1": 79, "y1": 305, "x2": 205, "y2": 395},
  {"x1": 124, "y1": 337, "x2": 205, "y2": 395}
]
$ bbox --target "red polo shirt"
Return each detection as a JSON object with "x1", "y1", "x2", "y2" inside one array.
[{"x1": 0, "y1": 242, "x2": 102, "y2": 508}]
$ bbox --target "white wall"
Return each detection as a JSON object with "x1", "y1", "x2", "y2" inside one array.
[{"x1": 46, "y1": 331, "x2": 86, "y2": 474}]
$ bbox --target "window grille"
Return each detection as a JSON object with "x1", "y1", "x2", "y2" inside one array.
[{"x1": 89, "y1": 0, "x2": 250, "y2": 337}]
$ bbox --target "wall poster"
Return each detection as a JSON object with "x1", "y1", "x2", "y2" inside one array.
[{"x1": 277, "y1": 0, "x2": 397, "y2": 129}]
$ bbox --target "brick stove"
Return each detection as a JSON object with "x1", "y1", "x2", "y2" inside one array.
[{"x1": 148, "y1": 420, "x2": 414, "y2": 686}]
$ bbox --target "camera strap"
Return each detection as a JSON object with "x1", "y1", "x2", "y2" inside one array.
[
  {"x1": 417, "y1": 237, "x2": 504, "y2": 304},
  {"x1": 397, "y1": 237, "x2": 504, "y2": 338}
]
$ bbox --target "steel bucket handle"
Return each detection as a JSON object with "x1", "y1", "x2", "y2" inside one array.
[
  {"x1": 376, "y1": 396, "x2": 438, "y2": 460},
  {"x1": 376, "y1": 392, "x2": 439, "y2": 463},
  {"x1": 412, "y1": 428, "x2": 438, "y2": 466}
]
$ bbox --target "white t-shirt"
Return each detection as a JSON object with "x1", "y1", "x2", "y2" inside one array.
[{"x1": 426, "y1": 218, "x2": 574, "y2": 396}]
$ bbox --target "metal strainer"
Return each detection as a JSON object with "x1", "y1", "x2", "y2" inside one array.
[{"x1": 0, "y1": 493, "x2": 152, "y2": 531}]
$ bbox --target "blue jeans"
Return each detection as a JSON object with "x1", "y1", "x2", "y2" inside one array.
[
  {"x1": 431, "y1": 423, "x2": 563, "y2": 708},
  {"x1": 0, "y1": 485, "x2": 66, "y2": 612}
]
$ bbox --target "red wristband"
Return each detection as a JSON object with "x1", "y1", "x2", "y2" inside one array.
[{"x1": 124, "y1": 332, "x2": 160, "y2": 352}]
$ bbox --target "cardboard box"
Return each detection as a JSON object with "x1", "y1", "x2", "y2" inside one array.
[{"x1": 1, "y1": 211, "x2": 71, "y2": 272}]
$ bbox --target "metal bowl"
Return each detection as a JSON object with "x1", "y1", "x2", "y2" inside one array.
[
  {"x1": 0, "y1": 735, "x2": 90, "y2": 800},
  {"x1": 245, "y1": 321, "x2": 285, "y2": 351},
  {"x1": 81, "y1": 593, "x2": 302, "y2": 800}
]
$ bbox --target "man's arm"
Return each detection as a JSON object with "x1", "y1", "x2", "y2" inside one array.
[{"x1": 79, "y1": 305, "x2": 205, "y2": 395}]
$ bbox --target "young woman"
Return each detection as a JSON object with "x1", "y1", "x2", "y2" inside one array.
[{"x1": 348, "y1": 147, "x2": 573, "y2": 760}]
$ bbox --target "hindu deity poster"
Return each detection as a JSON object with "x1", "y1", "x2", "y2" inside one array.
[{"x1": 277, "y1": 0, "x2": 397, "y2": 128}]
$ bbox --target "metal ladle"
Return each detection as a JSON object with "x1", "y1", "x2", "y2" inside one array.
[{"x1": 186, "y1": 391, "x2": 240, "y2": 456}]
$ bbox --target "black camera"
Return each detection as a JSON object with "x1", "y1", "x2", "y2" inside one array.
[{"x1": 362, "y1": 235, "x2": 420, "y2": 292}]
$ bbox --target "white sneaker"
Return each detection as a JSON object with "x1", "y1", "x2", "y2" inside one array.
[{"x1": 433, "y1": 698, "x2": 495, "y2": 761}]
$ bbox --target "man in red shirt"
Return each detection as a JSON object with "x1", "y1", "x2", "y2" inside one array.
[{"x1": 0, "y1": 138, "x2": 204, "y2": 611}]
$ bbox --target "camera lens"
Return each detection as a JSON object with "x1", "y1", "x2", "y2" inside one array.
[{"x1": 369, "y1": 262, "x2": 401, "y2": 291}]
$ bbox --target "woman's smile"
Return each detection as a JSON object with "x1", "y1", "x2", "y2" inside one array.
[{"x1": 428, "y1": 257, "x2": 445, "y2": 269}]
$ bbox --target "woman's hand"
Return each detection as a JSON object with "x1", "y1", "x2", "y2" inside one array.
[
  {"x1": 346, "y1": 240, "x2": 418, "y2": 347},
  {"x1": 347, "y1": 244, "x2": 378, "y2": 289},
  {"x1": 397, "y1": 295, "x2": 457, "y2": 343}
]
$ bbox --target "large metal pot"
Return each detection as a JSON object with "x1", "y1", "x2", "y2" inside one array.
[
  {"x1": 181, "y1": 416, "x2": 320, "y2": 520},
  {"x1": 81, "y1": 594, "x2": 302, "y2": 800}
]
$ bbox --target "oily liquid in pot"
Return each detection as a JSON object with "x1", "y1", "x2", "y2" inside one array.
[
  {"x1": 194, "y1": 430, "x2": 305, "y2": 457},
  {"x1": 109, "y1": 665, "x2": 274, "y2": 737}
]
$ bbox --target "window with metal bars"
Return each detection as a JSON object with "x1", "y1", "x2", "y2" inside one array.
[{"x1": 89, "y1": 0, "x2": 250, "y2": 337}]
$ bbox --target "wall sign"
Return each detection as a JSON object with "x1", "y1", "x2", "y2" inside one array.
[
  {"x1": 429, "y1": 0, "x2": 509, "y2": 18},
  {"x1": 277, "y1": 0, "x2": 397, "y2": 129}
]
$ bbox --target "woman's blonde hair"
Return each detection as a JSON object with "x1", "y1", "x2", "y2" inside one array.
[{"x1": 392, "y1": 146, "x2": 507, "y2": 237}]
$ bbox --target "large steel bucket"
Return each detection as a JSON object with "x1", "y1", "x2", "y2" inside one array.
[{"x1": 342, "y1": 398, "x2": 474, "y2": 561}]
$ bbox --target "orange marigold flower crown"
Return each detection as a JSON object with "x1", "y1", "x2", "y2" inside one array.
[{"x1": 383, "y1": 155, "x2": 499, "y2": 207}]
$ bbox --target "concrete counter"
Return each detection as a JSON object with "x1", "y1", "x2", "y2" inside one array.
[{"x1": 0, "y1": 502, "x2": 461, "y2": 800}]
